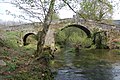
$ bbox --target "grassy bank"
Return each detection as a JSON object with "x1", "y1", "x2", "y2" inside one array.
[{"x1": 0, "y1": 31, "x2": 38, "y2": 80}]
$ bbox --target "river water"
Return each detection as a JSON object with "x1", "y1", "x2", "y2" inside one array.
[{"x1": 51, "y1": 49, "x2": 120, "y2": 80}]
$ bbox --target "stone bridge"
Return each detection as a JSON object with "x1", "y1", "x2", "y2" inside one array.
[{"x1": 2, "y1": 18, "x2": 120, "y2": 46}]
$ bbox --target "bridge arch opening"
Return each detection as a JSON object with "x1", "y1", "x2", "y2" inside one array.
[
  {"x1": 92, "y1": 31, "x2": 107, "y2": 44},
  {"x1": 23, "y1": 33, "x2": 37, "y2": 46},
  {"x1": 61, "y1": 24, "x2": 91, "y2": 38},
  {"x1": 92, "y1": 31, "x2": 109, "y2": 49},
  {"x1": 55, "y1": 24, "x2": 92, "y2": 48}
]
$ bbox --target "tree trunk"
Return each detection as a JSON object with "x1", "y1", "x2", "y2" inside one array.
[{"x1": 36, "y1": 0, "x2": 55, "y2": 57}]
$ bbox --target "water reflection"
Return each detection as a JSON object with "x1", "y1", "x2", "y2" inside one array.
[
  {"x1": 53, "y1": 49, "x2": 120, "y2": 80},
  {"x1": 73, "y1": 50, "x2": 113, "y2": 80}
]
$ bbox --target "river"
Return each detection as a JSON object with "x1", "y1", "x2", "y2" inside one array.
[{"x1": 51, "y1": 49, "x2": 120, "y2": 80}]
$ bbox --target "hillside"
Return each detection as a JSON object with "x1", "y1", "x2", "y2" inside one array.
[{"x1": 113, "y1": 20, "x2": 120, "y2": 26}]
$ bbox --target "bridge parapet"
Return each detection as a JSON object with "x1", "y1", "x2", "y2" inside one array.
[
  {"x1": 1, "y1": 18, "x2": 119, "y2": 47},
  {"x1": 2, "y1": 18, "x2": 119, "y2": 33}
]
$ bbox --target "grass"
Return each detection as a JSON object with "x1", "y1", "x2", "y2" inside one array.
[
  {"x1": 0, "y1": 31, "x2": 39, "y2": 80},
  {"x1": 0, "y1": 31, "x2": 54, "y2": 80}
]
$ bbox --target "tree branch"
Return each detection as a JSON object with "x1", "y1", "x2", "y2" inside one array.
[
  {"x1": 62, "y1": 0, "x2": 86, "y2": 20},
  {"x1": 16, "y1": 2, "x2": 44, "y2": 22}
]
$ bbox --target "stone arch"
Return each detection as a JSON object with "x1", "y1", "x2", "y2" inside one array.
[
  {"x1": 92, "y1": 31, "x2": 109, "y2": 49},
  {"x1": 23, "y1": 33, "x2": 37, "y2": 46},
  {"x1": 92, "y1": 31, "x2": 106, "y2": 44},
  {"x1": 61, "y1": 24, "x2": 91, "y2": 38}
]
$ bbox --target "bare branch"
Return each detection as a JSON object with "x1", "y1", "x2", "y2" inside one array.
[
  {"x1": 39, "y1": 0, "x2": 47, "y2": 16},
  {"x1": 62, "y1": 0, "x2": 86, "y2": 20},
  {"x1": 11, "y1": 2, "x2": 43, "y2": 22}
]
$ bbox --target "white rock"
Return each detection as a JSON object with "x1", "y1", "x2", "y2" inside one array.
[{"x1": 0, "y1": 60, "x2": 6, "y2": 66}]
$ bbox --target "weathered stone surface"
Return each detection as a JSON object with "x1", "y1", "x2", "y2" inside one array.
[
  {"x1": 1, "y1": 18, "x2": 120, "y2": 47},
  {"x1": 0, "y1": 60, "x2": 6, "y2": 66}
]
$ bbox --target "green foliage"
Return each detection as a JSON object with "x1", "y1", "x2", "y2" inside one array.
[
  {"x1": 26, "y1": 35, "x2": 37, "y2": 45},
  {"x1": 55, "y1": 30, "x2": 66, "y2": 46},
  {"x1": 78, "y1": 0, "x2": 113, "y2": 21},
  {"x1": 91, "y1": 27, "x2": 100, "y2": 34},
  {"x1": 1, "y1": 31, "x2": 36, "y2": 52},
  {"x1": 6, "y1": 62, "x2": 17, "y2": 72},
  {"x1": 5, "y1": 39, "x2": 19, "y2": 49},
  {"x1": 55, "y1": 27, "x2": 92, "y2": 48},
  {"x1": 12, "y1": 72, "x2": 40, "y2": 80},
  {"x1": 93, "y1": 31, "x2": 108, "y2": 49},
  {"x1": 12, "y1": 67, "x2": 53, "y2": 80},
  {"x1": 113, "y1": 42, "x2": 120, "y2": 48},
  {"x1": 2, "y1": 50, "x2": 10, "y2": 56},
  {"x1": 3, "y1": 31, "x2": 20, "y2": 49},
  {"x1": 0, "y1": 31, "x2": 47, "y2": 80},
  {"x1": 0, "y1": 38, "x2": 7, "y2": 47},
  {"x1": 69, "y1": 32, "x2": 81, "y2": 44},
  {"x1": 52, "y1": 12, "x2": 60, "y2": 20}
]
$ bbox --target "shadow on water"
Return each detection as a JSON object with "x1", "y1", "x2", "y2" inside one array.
[{"x1": 52, "y1": 49, "x2": 120, "y2": 80}]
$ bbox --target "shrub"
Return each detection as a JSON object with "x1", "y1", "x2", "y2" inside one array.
[{"x1": 55, "y1": 27, "x2": 92, "y2": 48}]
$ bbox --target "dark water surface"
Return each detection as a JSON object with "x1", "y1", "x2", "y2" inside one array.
[{"x1": 51, "y1": 49, "x2": 120, "y2": 80}]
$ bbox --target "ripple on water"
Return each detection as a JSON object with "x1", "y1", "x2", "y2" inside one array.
[
  {"x1": 112, "y1": 63, "x2": 120, "y2": 80},
  {"x1": 54, "y1": 67, "x2": 87, "y2": 80}
]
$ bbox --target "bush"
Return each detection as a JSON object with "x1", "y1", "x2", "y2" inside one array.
[{"x1": 55, "y1": 27, "x2": 92, "y2": 48}]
